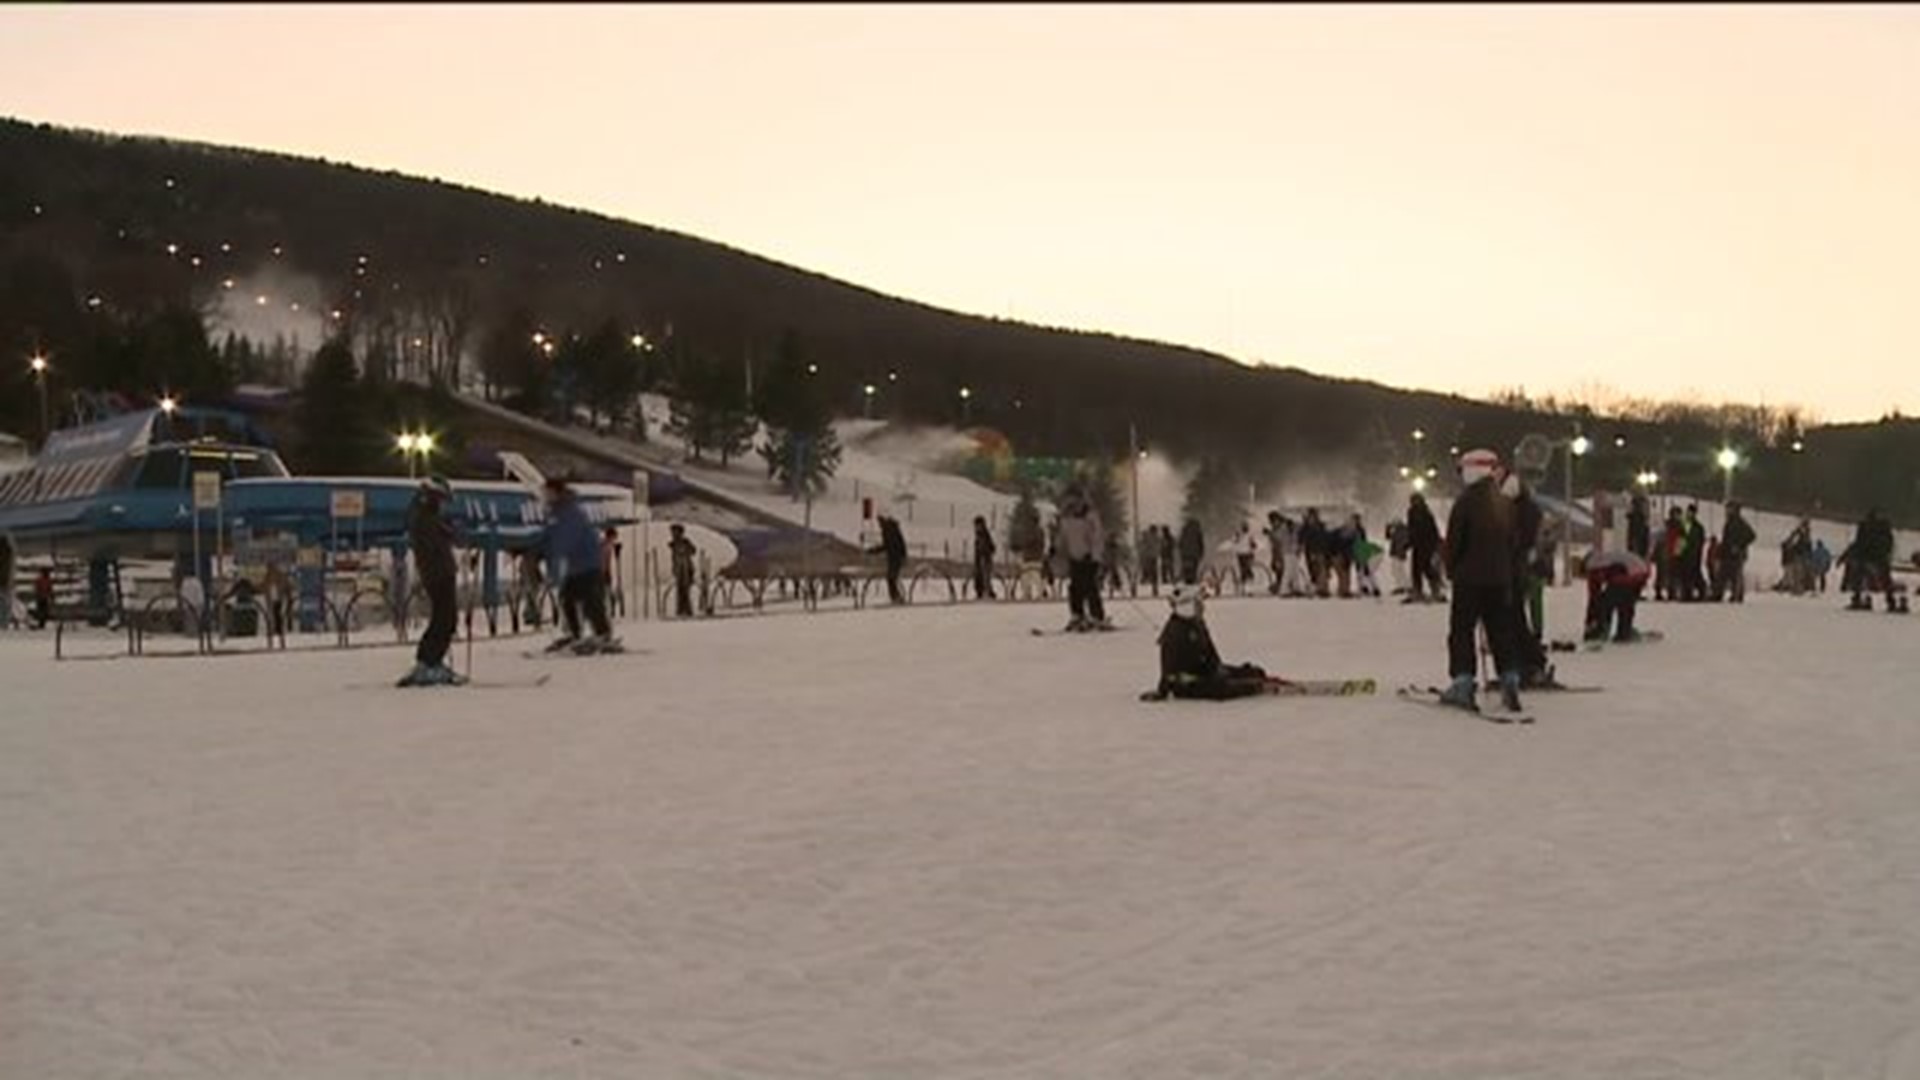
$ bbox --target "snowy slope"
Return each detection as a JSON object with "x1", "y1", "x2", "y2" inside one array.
[
  {"x1": 636, "y1": 395, "x2": 1027, "y2": 560},
  {"x1": 7, "y1": 588, "x2": 1920, "y2": 1078}
]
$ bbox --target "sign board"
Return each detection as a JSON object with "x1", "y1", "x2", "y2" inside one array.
[
  {"x1": 296, "y1": 546, "x2": 324, "y2": 570},
  {"x1": 192, "y1": 470, "x2": 223, "y2": 510},
  {"x1": 330, "y1": 489, "x2": 367, "y2": 519}
]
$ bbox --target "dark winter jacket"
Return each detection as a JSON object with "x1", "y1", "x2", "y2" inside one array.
[
  {"x1": 1444, "y1": 478, "x2": 1518, "y2": 589},
  {"x1": 1300, "y1": 514, "x2": 1330, "y2": 559},
  {"x1": 407, "y1": 492, "x2": 458, "y2": 587},
  {"x1": 669, "y1": 534, "x2": 697, "y2": 582},
  {"x1": 1857, "y1": 515, "x2": 1894, "y2": 564},
  {"x1": 1721, "y1": 513, "x2": 1757, "y2": 560},
  {"x1": 874, "y1": 517, "x2": 907, "y2": 564},
  {"x1": 1407, "y1": 499, "x2": 1441, "y2": 554},
  {"x1": 973, "y1": 523, "x2": 997, "y2": 563},
  {"x1": 1685, "y1": 518, "x2": 1707, "y2": 564},
  {"x1": 1626, "y1": 504, "x2": 1652, "y2": 558},
  {"x1": 1512, "y1": 488, "x2": 1545, "y2": 583},
  {"x1": 1178, "y1": 520, "x2": 1205, "y2": 569},
  {"x1": 1157, "y1": 613, "x2": 1224, "y2": 693}
]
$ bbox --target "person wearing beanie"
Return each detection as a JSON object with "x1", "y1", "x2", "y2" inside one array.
[
  {"x1": 398, "y1": 474, "x2": 465, "y2": 686},
  {"x1": 1438, "y1": 448, "x2": 1525, "y2": 714}
]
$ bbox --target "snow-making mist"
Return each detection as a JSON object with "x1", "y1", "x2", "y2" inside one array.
[{"x1": 206, "y1": 262, "x2": 328, "y2": 360}]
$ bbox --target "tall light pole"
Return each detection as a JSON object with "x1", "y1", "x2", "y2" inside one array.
[
  {"x1": 397, "y1": 433, "x2": 418, "y2": 478},
  {"x1": 1564, "y1": 431, "x2": 1591, "y2": 584},
  {"x1": 1129, "y1": 422, "x2": 1143, "y2": 594},
  {"x1": 29, "y1": 353, "x2": 50, "y2": 447},
  {"x1": 1716, "y1": 447, "x2": 1739, "y2": 527},
  {"x1": 958, "y1": 385, "x2": 972, "y2": 425},
  {"x1": 862, "y1": 383, "x2": 876, "y2": 420}
]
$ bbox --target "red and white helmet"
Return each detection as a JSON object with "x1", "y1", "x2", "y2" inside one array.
[{"x1": 1457, "y1": 448, "x2": 1503, "y2": 487}]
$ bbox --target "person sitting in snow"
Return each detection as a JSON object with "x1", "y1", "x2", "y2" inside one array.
[
  {"x1": 1140, "y1": 585, "x2": 1274, "y2": 701},
  {"x1": 1583, "y1": 547, "x2": 1652, "y2": 643}
]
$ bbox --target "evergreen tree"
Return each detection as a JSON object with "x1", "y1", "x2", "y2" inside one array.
[
  {"x1": 665, "y1": 345, "x2": 756, "y2": 466},
  {"x1": 1008, "y1": 485, "x2": 1045, "y2": 561},
  {"x1": 295, "y1": 338, "x2": 379, "y2": 474},
  {"x1": 755, "y1": 329, "x2": 842, "y2": 496}
]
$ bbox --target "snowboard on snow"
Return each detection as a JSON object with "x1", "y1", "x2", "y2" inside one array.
[{"x1": 1396, "y1": 685, "x2": 1534, "y2": 725}]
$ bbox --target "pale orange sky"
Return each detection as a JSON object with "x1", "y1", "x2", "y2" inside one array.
[{"x1": 2, "y1": 3, "x2": 1916, "y2": 422}]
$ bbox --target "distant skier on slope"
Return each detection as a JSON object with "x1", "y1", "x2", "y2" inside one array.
[
  {"x1": 397, "y1": 475, "x2": 467, "y2": 687},
  {"x1": 1406, "y1": 491, "x2": 1444, "y2": 603}
]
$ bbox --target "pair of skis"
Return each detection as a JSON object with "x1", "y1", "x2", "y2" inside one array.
[
  {"x1": 1140, "y1": 677, "x2": 1377, "y2": 702},
  {"x1": 1397, "y1": 685, "x2": 1535, "y2": 725}
]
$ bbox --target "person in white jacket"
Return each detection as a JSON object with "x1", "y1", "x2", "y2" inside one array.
[{"x1": 1056, "y1": 487, "x2": 1111, "y2": 632}]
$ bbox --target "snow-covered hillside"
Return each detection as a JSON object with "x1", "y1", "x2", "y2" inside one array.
[
  {"x1": 635, "y1": 395, "x2": 1025, "y2": 561},
  {"x1": 7, "y1": 588, "x2": 1920, "y2": 1078}
]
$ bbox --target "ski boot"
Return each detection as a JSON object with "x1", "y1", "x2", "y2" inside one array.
[
  {"x1": 572, "y1": 634, "x2": 623, "y2": 656},
  {"x1": 1436, "y1": 675, "x2": 1479, "y2": 712},
  {"x1": 1498, "y1": 671, "x2": 1524, "y2": 714},
  {"x1": 1063, "y1": 615, "x2": 1089, "y2": 634},
  {"x1": 543, "y1": 634, "x2": 580, "y2": 654},
  {"x1": 397, "y1": 663, "x2": 467, "y2": 688},
  {"x1": 1088, "y1": 616, "x2": 1116, "y2": 632}
]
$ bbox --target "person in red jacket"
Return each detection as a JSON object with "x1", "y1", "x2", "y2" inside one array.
[{"x1": 1584, "y1": 548, "x2": 1652, "y2": 643}]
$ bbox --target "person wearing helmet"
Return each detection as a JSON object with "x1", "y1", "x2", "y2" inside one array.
[
  {"x1": 398, "y1": 474, "x2": 466, "y2": 687},
  {"x1": 1141, "y1": 585, "x2": 1272, "y2": 701},
  {"x1": 1439, "y1": 448, "x2": 1524, "y2": 713}
]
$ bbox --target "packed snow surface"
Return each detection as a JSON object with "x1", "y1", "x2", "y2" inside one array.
[{"x1": 6, "y1": 588, "x2": 1920, "y2": 1079}]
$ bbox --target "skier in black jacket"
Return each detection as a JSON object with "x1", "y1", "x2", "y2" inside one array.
[
  {"x1": 1847, "y1": 507, "x2": 1903, "y2": 611},
  {"x1": 869, "y1": 514, "x2": 908, "y2": 604},
  {"x1": 971, "y1": 515, "x2": 997, "y2": 600},
  {"x1": 1439, "y1": 449, "x2": 1523, "y2": 713},
  {"x1": 1406, "y1": 492, "x2": 1444, "y2": 602},
  {"x1": 1719, "y1": 501, "x2": 1757, "y2": 603},
  {"x1": 399, "y1": 475, "x2": 465, "y2": 687}
]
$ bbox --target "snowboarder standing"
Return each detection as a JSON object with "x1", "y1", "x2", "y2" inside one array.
[
  {"x1": 542, "y1": 476, "x2": 617, "y2": 653},
  {"x1": 398, "y1": 475, "x2": 466, "y2": 687},
  {"x1": 1438, "y1": 448, "x2": 1525, "y2": 713},
  {"x1": 971, "y1": 515, "x2": 997, "y2": 600},
  {"x1": 1300, "y1": 509, "x2": 1332, "y2": 597},
  {"x1": 1058, "y1": 487, "x2": 1111, "y2": 631},
  {"x1": 1141, "y1": 585, "x2": 1273, "y2": 701}
]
